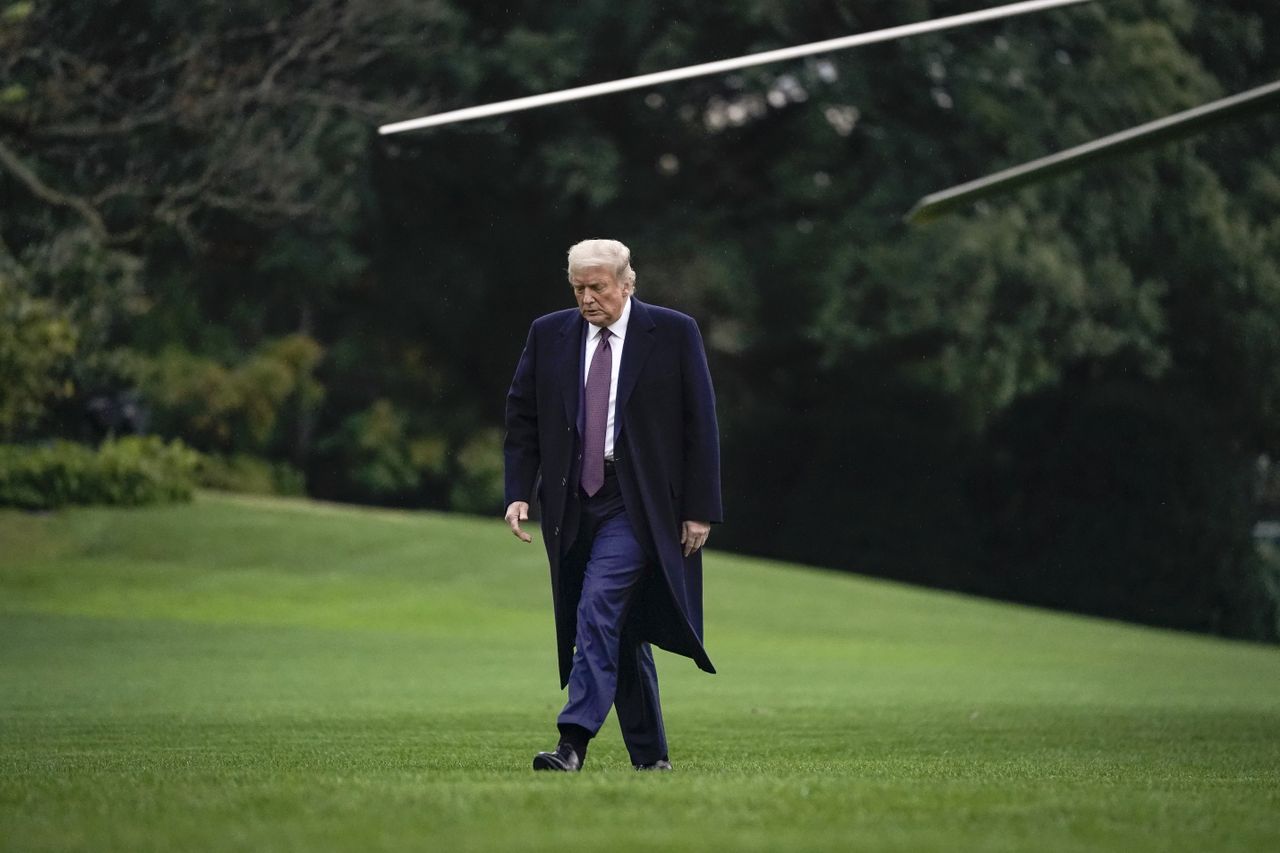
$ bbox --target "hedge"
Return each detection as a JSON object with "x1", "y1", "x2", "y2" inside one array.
[{"x1": 0, "y1": 437, "x2": 200, "y2": 510}]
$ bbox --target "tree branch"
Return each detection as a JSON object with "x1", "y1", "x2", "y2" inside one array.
[
  {"x1": 33, "y1": 111, "x2": 172, "y2": 139},
  {"x1": 0, "y1": 138, "x2": 106, "y2": 239}
]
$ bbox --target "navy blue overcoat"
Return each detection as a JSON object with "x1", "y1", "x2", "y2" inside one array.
[{"x1": 504, "y1": 298, "x2": 722, "y2": 687}]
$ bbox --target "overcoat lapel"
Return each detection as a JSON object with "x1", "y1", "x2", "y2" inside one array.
[
  {"x1": 556, "y1": 311, "x2": 584, "y2": 428},
  {"x1": 615, "y1": 298, "x2": 656, "y2": 431}
]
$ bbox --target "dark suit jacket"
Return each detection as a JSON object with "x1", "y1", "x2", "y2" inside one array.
[{"x1": 504, "y1": 297, "x2": 722, "y2": 687}]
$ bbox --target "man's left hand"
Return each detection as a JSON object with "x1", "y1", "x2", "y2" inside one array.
[{"x1": 681, "y1": 520, "x2": 711, "y2": 557}]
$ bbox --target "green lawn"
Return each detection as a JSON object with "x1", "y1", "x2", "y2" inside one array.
[{"x1": 2, "y1": 492, "x2": 1278, "y2": 852}]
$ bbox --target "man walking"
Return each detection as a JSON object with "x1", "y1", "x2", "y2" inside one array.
[{"x1": 503, "y1": 238, "x2": 722, "y2": 772}]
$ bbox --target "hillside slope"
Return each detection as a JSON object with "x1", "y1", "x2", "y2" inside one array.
[{"x1": 1, "y1": 492, "x2": 1278, "y2": 852}]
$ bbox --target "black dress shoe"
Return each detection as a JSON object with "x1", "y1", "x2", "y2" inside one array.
[
  {"x1": 634, "y1": 759, "x2": 673, "y2": 771},
  {"x1": 532, "y1": 742, "x2": 582, "y2": 772}
]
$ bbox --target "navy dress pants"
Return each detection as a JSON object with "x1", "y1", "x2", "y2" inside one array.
[{"x1": 556, "y1": 470, "x2": 668, "y2": 765}]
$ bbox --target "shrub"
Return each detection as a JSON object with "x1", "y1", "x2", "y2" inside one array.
[
  {"x1": 450, "y1": 428, "x2": 505, "y2": 515},
  {"x1": 196, "y1": 453, "x2": 305, "y2": 496},
  {"x1": 0, "y1": 275, "x2": 79, "y2": 440},
  {"x1": 0, "y1": 436, "x2": 200, "y2": 510},
  {"x1": 139, "y1": 334, "x2": 324, "y2": 452},
  {"x1": 316, "y1": 399, "x2": 426, "y2": 503}
]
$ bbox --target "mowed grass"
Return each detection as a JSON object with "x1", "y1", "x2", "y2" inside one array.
[{"x1": 1, "y1": 493, "x2": 1278, "y2": 852}]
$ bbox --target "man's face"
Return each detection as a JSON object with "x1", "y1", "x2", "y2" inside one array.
[{"x1": 570, "y1": 266, "x2": 631, "y2": 327}]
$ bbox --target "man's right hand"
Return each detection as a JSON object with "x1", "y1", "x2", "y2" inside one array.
[{"x1": 504, "y1": 501, "x2": 533, "y2": 543}]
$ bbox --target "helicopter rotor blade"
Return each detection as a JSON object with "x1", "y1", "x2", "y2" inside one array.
[
  {"x1": 906, "y1": 79, "x2": 1280, "y2": 223},
  {"x1": 379, "y1": 0, "x2": 1095, "y2": 136}
]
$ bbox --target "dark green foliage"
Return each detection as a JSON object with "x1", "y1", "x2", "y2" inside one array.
[
  {"x1": 449, "y1": 427, "x2": 505, "y2": 514},
  {"x1": 315, "y1": 399, "x2": 433, "y2": 504},
  {"x1": 978, "y1": 373, "x2": 1278, "y2": 640},
  {"x1": 721, "y1": 347, "x2": 983, "y2": 590},
  {"x1": 138, "y1": 334, "x2": 324, "y2": 454},
  {"x1": 0, "y1": 436, "x2": 199, "y2": 509},
  {"x1": 195, "y1": 453, "x2": 305, "y2": 496},
  {"x1": 0, "y1": 272, "x2": 78, "y2": 440}
]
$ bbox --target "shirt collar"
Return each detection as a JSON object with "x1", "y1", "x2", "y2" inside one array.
[{"x1": 594, "y1": 296, "x2": 631, "y2": 342}]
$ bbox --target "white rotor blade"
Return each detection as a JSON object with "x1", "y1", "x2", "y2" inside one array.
[
  {"x1": 906, "y1": 79, "x2": 1280, "y2": 222},
  {"x1": 379, "y1": 0, "x2": 1095, "y2": 135}
]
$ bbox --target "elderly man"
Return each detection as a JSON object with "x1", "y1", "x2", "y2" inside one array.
[{"x1": 503, "y1": 238, "x2": 722, "y2": 772}]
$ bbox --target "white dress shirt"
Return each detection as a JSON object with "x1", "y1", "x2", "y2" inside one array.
[{"x1": 583, "y1": 296, "x2": 631, "y2": 461}]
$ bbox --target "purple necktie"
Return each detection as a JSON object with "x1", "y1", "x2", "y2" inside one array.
[{"x1": 581, "y1": 327, "x2": 612, "y2": 496}]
